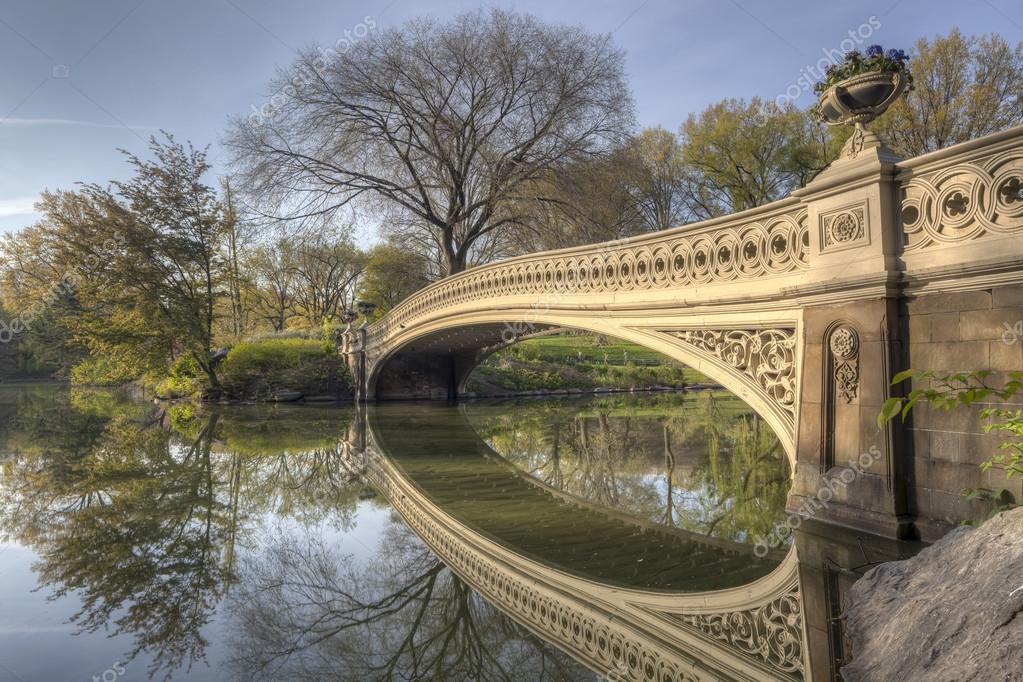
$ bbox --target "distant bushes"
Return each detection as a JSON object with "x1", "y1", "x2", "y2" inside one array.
[
  {"x1": 219, "y1": 337, "x2": 352, "y2": 401},
  {"x1": 69, "y1": 335, "x2": 354, "y2": 403},
  {"x1": 466, "y1": 333, "x2": 703, "y2": 395}
]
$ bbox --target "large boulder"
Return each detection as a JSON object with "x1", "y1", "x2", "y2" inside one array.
[{"x1": 842, "y1": 507, "x2": 1023, "y2": 681}]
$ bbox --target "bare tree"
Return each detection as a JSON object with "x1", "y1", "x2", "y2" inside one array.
[
  {"x1": 509, "y1": 148, "x2": 646, "y2": 252},
  {"x1": 291, "y1": 235, "x2": 366, "y2": 327},
  {"x1": 629, "y1": 126, "x2": 692, "y2": 230},
  {"x1": 227, "y1": 9, "x2": 634, "y2": 276},
  {"x1": 247, "y1": 238, "x2": 298, "y2": 332}
]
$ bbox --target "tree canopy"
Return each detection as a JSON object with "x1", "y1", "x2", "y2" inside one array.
[
  {"x1": 874, "y1": 30, "x2": 1023, "y2": 156},
  {"x1": 227, "y1": 9, "x2": 635, "y2": 276}
]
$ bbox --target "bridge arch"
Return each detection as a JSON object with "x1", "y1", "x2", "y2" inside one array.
[
  {"x1": 365, "y1": 310, "x2": 801, "y2": 465},
  {"x1": 344, "y1": 406, "x2": 807, "y2": 680}
]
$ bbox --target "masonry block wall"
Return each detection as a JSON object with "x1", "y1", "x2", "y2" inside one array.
[
  {"x1": 791, "y1": 298, "x2": 910, "y2": 538},
  {"x1": 903, "y1": 283, "x2": 1023, "y2": 540}
]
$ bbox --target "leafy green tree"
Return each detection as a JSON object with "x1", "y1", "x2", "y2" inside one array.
[
  {"x1": 874, "y1": 30, "x2": 1023, "y2": 156},
  {"x1": 37, "y1": 135, "x2": 231, "y2": 390},
  {"x1": 679, "y1": 98, "x2": 838, "y2": 217},
  {"x1": 358, "y1": 242, "x2": 432, "y2": 314}
]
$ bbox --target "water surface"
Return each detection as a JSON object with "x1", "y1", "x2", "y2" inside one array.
[{"x1": 0, "y1": 385, "x2": 793, "y2": 681}]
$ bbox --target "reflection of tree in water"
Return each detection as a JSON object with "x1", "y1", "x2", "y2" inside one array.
[
  {"x1": 225, "y1": 520, "x2": 591, "y2": 682},
  {"x1": 0, "y1": 390, "x2": 362, "y2": 679},
  {"x1": 662, "y1": 392, "x2": 790, "y2": 544},
  {"x1": 470, "y1": 393, "x2": 790, "y2": 545}
]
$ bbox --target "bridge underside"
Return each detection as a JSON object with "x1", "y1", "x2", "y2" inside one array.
[{"x1": 372, "y1": 323, "x2": 557, "y2": 401}]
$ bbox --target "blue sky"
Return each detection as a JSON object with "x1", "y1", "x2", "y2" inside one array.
[{"x1": 1, "y1": 0, "x2": 1020, "y2": 235}]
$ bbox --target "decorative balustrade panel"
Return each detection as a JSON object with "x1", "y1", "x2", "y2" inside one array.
[
  {"x1": 900, "y1": 147, "x2": 1023, "y2": 251},
  {"x1": 367, "y1": 205, "x2": 809, "y2": 345}
]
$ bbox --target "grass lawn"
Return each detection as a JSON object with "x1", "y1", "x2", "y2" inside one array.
[{"x1": 465, "y1": 332, "x2": 712, "y2": 394}]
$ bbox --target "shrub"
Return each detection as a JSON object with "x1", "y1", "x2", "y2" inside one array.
[
  {"x1": 219, "y1": 337, "x2": 352, "y2": 400},
  {"x1": 154, "y1": 355, "x2": 202, "y2": 398}
]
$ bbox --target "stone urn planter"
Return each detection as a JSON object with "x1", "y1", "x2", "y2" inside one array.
[
  {"x1": 814, "y1": 46, "x2": 912, "y2": 160},
  {"x1": 815, "y1": 70, "x2": 908, "y2": 127}
]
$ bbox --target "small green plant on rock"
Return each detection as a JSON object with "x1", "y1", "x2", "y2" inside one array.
[{"x1": 879, "y1": 369, "x2": 1023, "y2": 518}]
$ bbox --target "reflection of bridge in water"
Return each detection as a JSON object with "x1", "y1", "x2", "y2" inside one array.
[{"x1": 342, "y1": 405, "x2": 807, "y2": 681}]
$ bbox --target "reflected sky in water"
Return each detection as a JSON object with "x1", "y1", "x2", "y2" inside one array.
[{"x1": 0, "y1": 385, "x2": 790, "y2": 681}]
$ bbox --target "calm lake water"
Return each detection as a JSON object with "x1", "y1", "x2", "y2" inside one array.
[{"x1": 0, "y1": 383, "x2": 865, "y2": 681}]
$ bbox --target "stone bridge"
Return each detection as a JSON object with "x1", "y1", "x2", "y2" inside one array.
[{"x1": 344, "y1": 126, "x2": 1023, "y2": 541}]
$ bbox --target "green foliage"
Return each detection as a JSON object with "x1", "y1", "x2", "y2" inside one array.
[
  {"x1": 679, "y1": 98, "x2": 840, "y2": 216},
  {"x1": 70, "y1": 354, "x2": 148, "y2": 386},
  {"x1": 814, "y1": 45, "x2": 913, "y2": 95},
  {"x1": 154, "y1": 355, "x2": 203, "y2": 399},
  {"x1": 879, "y1": 369, "x2": 1023, "y2": 518},
  {"x1": 358, "y1": 243, "x2": 432, "y2": 314},
  {"x1": 873, "y1": 30, "x2": 1023, "y2": 156},
  {"x1": 467, "y1": 334, "x2": 704, "y2": 393},
  {"x1": 219, "y1": 337, "x2": 351, "y2": 399}
]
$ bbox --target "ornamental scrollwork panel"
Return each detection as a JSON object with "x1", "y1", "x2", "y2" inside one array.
[
  {"x1": 900, "y1": 150, "x2": 1023, "y2": 251},
  {"x1": 829, "y1": 326, "x2": 860, "y2": 404},
  {"x1": 661, "y1": 328, "x2": 797, "y2": 428},
  {"x1": 668, "y1": 584, "x2": 805, "y2": 678}
]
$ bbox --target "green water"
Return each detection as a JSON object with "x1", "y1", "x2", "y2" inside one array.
[{"x1": 0, "y1": 384, "x2": 791, "y2": 681}]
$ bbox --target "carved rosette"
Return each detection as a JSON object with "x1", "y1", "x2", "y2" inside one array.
[
  {"x1": 900, "y1": 150, "x2": 1023, "y2": 251},
  {"x1": 829, "y1": 326, "x2": 860, "y2": 403},
  {"x1": 819, "y1": 204, "x2": 867, "y2": 253},
  {"x1": 663, "y1": 328, "x2": 797, "y2": 428}
]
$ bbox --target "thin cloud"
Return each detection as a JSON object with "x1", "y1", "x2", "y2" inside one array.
[
  {"x1": 0, "y1": 117, "x2": 153, "y2": 130},
  {"x1": 0, "y1": 197, "x2": 40, "y2": 217}
]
